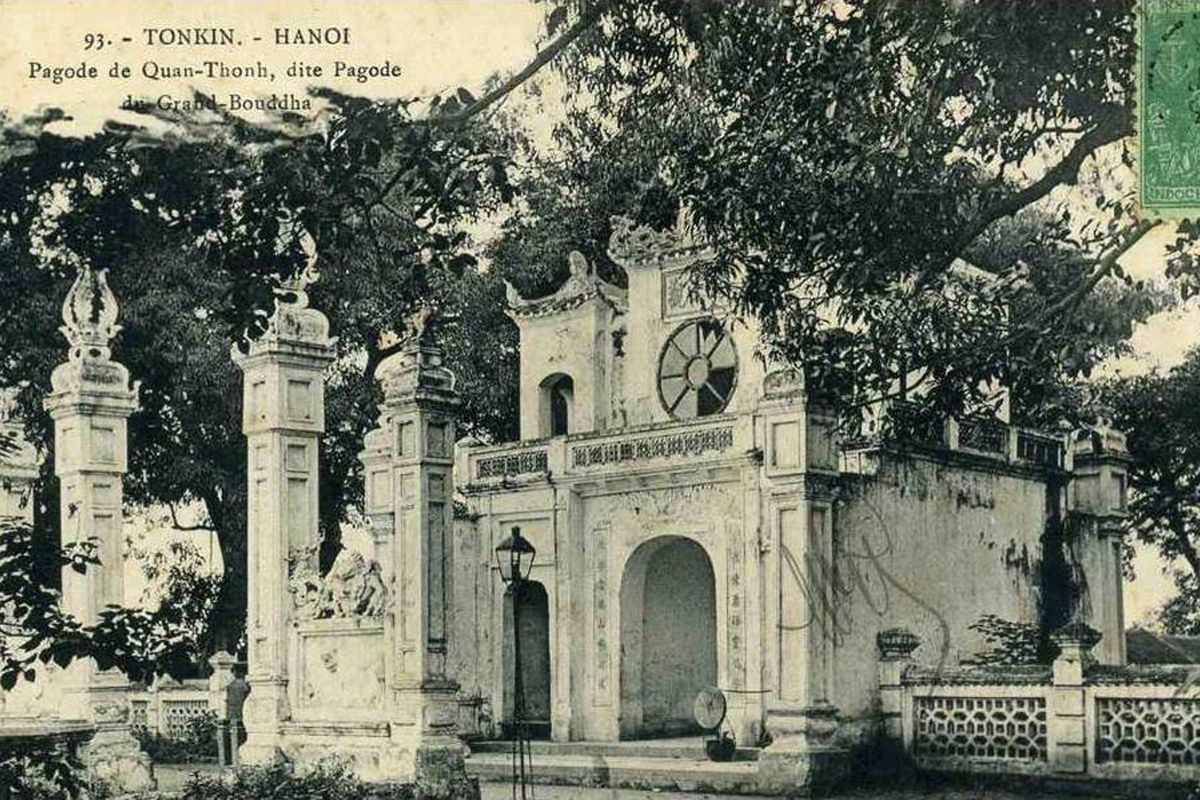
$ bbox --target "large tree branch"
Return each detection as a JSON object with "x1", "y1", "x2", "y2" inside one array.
[
  {"x1": 370, "y1": 3, "x2": 606, "y2": 208},
  {"x1": 437, "y1": 3, "x2": 606, "y2": 125},
  {"x1": 952, "y1": 107, "x2": 1131, "y2": 259},
  {"x1": 168, "y1": 501, "x2": 215, "y2": 533}
]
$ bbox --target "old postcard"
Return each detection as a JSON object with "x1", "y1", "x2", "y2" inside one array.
[{"x1": 0, "y1": 2, "x2": 1198, "y2": 798}]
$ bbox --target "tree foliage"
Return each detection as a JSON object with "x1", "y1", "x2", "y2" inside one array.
[
  {"x1": 0, "y1": 521, "x2": 200, "y2": 688},
  {"x1": 1100, "y1": 348, "x2": 1200, "y2": 633},
  {"x1": 513, "y1": 0, "x2": 1162, "y2": 419}
]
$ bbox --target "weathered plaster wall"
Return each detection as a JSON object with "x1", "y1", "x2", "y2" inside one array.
[
  {"x1": 831, "y1": 454, "x2": 1051, "y2": 718},
  {"x1": 516, "y1": 302, "x2": 619, "y2": 439}
]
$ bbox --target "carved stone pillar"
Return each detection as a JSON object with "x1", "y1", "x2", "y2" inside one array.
[
  {"x1": 1068, "y1": 422, "x2": 1131, "y2": 665},
  {"x1": 756, "y1": 371, "x2": 848, "y2": 794},
  {"x1": 43, "y1": 265, "x2": 153, "y2": 791},
  {"x1": 1049, "y1": 622, "x2": 1101, "y2": 773},
  {"x1": 876, "y1": 628, "x2": 920, "y2": 740},
  {"x1": 362, "y1": 312, "x2": 472, "y2": 794},
  {"x1": 233, "y1": 271, "x2": 334, "y2": 763}
]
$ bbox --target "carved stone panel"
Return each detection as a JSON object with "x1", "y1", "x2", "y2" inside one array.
[{"x1": 295, "y1": 622, "x2": 387, "y2": 715}]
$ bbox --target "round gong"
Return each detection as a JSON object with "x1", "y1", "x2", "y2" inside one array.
[{"x1": 693, "y1": 686, "x2": 727, "y2": 731}]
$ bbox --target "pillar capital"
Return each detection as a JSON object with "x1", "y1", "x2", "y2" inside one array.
[
  {"x1": 1051, "y1": 622, "x2": 1101, "y2": 686},
  {"x1": 376, "y1": 308, "x2": 460, "y2": 414}
]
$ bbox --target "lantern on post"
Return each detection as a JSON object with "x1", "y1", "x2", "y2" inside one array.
[
  {"x1": 495, "y1": 526, "x2": 536, "y2": 585},
  {"x1": 495, "y1": 526, "x2": 536, "y2": 799}
]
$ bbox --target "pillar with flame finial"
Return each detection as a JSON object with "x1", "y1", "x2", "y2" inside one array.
[{"x1": 43, "y1": 263, "x2": 154, "y2": 791}]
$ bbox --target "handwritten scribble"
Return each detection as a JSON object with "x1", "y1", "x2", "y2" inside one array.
[{"x1": 778, "y1": 497, "x2": 951, "y2": 674}]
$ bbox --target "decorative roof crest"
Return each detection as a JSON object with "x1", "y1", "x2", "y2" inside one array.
[
  {"x1": 607, "y1": 212, "x2": 711, "y2": 267},
  {"x1": 506, "y1": 250, "x2": 626, "y2": 318}
]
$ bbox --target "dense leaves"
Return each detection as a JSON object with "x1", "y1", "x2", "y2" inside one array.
[
  {"x1": 524, "y1": 0, "x2": 1153, "y2": 419},
  {"x1": 1100, "y1": 349, "x2": 1200, "y2": 632},
  {"x1": 0, "y1": 520, "x2": 201, "y2": 689},
  {"x1": 180, "y1": 761, "x2": 415, "y2": 800},
  {"x1": 960, "y1": 614, "x2": 1048, "y2": 667}
]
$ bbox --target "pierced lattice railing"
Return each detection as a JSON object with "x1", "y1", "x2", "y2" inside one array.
[
  {"x1": 1096, "y1": 697, "x2": 1200, "y2": 766},
  {"x1": 914, "y1": 696, "x2": 1048, "y2": 762}
]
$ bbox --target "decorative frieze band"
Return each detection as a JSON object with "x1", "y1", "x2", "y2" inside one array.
[
  {"x1": 571, "y1": 426, "x2": 735, "y2": 468},
  {"x1": 475, "y1": 449, "x2": 548, "y2": 479}
]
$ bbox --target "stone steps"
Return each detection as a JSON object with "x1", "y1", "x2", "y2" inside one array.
[
  {"x1": 469, "y1": 737, "x2": 760, "y2": 761},
  {"x1": 465, "y1": 739, "x2": 762, "y2": 795}
]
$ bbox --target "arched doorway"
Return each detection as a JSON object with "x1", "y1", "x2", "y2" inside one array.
[
  {"x1": 502, "y1": 580, "x2": 552, "y2": 739},
  {"x1": 619, "y1": 537, "x2": 717, "y2": 739}
]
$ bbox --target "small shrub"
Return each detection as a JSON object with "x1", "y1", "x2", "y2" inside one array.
[
  {"x1": 133, "y1": 711, "x2": 219, "y2": 764},
  {"x1": 180, "y1": 761, "x2": 415, "y2": 800},
  {"x1": 960, "y1": 614, "x2": 1049, "y2": 667}
]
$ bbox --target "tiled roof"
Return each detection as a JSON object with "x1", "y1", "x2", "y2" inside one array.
[{"x1": 1126, "y1": 627, "x2": 1200, "y2": 664}]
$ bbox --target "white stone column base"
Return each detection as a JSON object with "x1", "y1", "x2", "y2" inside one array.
[
  {"x1": 756, "y1": 704, "x2": 848, "y2": 796},
  {"x1": 81, "y1": 724, "x2": 155, "y2": 793}
]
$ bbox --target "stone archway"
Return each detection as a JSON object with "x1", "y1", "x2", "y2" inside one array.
[
  {"x1": 502, "y1": 580, "x2": 552, "y2": 738},
  {"x1": 619, "y1": 536, "x2": 717, "y2": 739}
]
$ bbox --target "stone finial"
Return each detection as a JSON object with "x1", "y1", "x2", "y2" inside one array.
[
  {"x1": 251, "y1": 261, "x2": 333, "y2": 354},
  {"x1": 375, "y1": 319, "x2": 458, "y2": 409},
  {"x1": 60, "y1": 264, "x2": 120, "y2": 360},
  {"x1": 48, "y1": 267, "x2": 137, "y2": 400},
  {"x1": 877, "y1": 628, "x2": 921, "y2": 661},
  {"x1": 403, "y1": 304, "x2": 438, "y2": 347}
]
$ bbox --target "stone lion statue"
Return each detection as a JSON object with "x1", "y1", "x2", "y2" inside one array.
[{"x1": 318, "y1": 549, "x2": 388, "y2": 618}]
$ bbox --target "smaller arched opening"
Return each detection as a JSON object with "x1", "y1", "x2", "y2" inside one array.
[
  {"x1": 539, "y1": 373, "x2": 574, "y2": 437},
  {"x1": 501, "y1": 580, "x2": 552, "y2": 739}
]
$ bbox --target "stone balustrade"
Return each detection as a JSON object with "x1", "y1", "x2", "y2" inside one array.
[
  {"x1": 853, "y1": 400, "x2": 1068, "y2": 472},
  {"x1": 878, "y1": 625, "x2": 1200, "y2": 783},
  {"x1": 463, "y1": 414, "x2": 752, "y2": 487}
]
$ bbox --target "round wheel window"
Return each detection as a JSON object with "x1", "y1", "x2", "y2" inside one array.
[{"x1": 657, "y1": 318, "x2": 737, "y2": 419}]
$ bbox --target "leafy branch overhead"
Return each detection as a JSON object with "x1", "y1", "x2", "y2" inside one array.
[{"x1": 510, "y1": 0, "x2": 1170, "y2": 418}]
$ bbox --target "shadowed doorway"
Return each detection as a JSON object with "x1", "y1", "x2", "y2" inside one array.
[{"x1": 619, "y1": 536, "x2": 717, "y2": 739}]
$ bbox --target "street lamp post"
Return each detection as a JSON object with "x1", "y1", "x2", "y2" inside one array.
[{"x1": 495, "y1": 526, "x2": 536, "y2": 800}]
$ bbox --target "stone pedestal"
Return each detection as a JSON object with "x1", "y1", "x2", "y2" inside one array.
[
  {"x1": 43, "y1": 265, "x2": 153, "y2": 792},
  {"x1": 233, "y1": 275, "x2": 335, "y2": 765},
  {"x1": 758, "y1": 703, "x2": 848, "y2": 796},
  {"x1": 361, "y1": 314, "x2": 473, "y2": 795}
]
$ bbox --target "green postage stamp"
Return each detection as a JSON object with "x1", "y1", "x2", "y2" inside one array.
[{"x1": 1141, "y1": 0, "x2": 1200, "y2": 217}]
